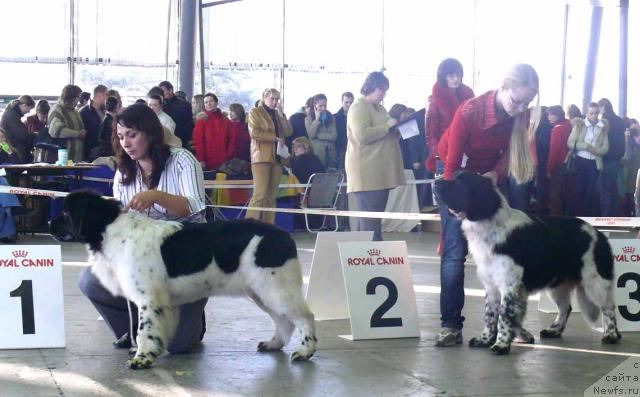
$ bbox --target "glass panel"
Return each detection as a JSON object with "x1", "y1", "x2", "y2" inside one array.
[
  {"x1": 203, "y1": 69, "x2": 281, "y2": 114},
  {"x1": 282, "y1": 71, "x2": 365, "y2": 116},
  {"x1": 203, "y1": 0, "x2": 284, "y2": 65},
  {"x1": 0, "y1": 63, "x2": 69, "y2": 98}
]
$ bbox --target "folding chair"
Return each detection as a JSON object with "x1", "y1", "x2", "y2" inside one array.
[{"x1": 300, "y1": 172, "x2": 344, "y2": 233}]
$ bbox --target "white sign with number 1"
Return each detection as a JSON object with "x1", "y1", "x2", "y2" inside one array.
[
  {"x1": 0, "y1": 245, "x2": 65, "y2": 349},
  {"x1": 339, "y1": 241, "x2": 420, "y2": 340}
]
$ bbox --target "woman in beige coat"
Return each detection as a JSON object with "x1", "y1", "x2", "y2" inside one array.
[
  {"x1": 566, "y1": 101, "x2": 609, "y2": 216},
  {"x1": 245, "y1": 88, "x2": 293, "y2": 224},
  {"x1": 48, "y1": 84, "x2": 87, "y2": 163},
  {"x1": 346, "y1": 72, "x2": 405, "y2": 240}
]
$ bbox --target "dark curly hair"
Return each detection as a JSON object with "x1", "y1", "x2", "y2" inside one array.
[{"x1": 113, "y1": 104, "x2": 170, "y2": 188}]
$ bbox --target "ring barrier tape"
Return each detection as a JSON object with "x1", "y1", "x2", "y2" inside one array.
[
  {"x1": 1, "y1": 184, "x2": 640, "y2": 226},
  {"x1": 203, "y1": 179, "x2": 436, "y2": 190}
]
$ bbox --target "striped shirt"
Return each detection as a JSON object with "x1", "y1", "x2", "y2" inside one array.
[{"x1": 113, "y1": 147, "x2": 206, "y2": 222}]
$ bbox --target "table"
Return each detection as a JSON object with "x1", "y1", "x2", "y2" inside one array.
[{"x1": 1, "y1": 164, "x2": 100, "y2": 233}]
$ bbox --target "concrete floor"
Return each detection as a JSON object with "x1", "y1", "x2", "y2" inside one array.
[{"x1": 0, "y1": 231, "x2": 638, "y2": 397}]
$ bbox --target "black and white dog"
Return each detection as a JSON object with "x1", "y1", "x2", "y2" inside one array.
[
  {"x1": 434, "y1": 172, "x2": 621, "y2": 355},
  {"x1": 60, "y1": 191, "x2": 316, "y2": 369}
]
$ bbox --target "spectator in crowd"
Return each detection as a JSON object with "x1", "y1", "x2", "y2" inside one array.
[
  {"x1": 77, "y1": 92, "x2": 91, "y2": 111},
  {"x1": 390, "y1": 104, "x2": 422, "y2": 173},
  {"x1": 566, "y1": 102, "x2": 609, "y2": 216},
  {"x1": 245, "y1": 88, "x2": 293, "y2": 224},
  {"x1": 622, "y1": 119, "x2": 640, "y2": 216},
  {"x1": 79, "y1": 103, "x2": 207, "y2": 353},
  {"x1": 598, "y1": 98, "x2": 625, "y2": 216},
  {"x1": 0, "y1": 95, "x2": 35, "y2": 163},
  {"x1": 193, "y1": 93, "x2": 232, "y2": 171},
  {"x1": 546, "y1": 105, "x2": 572, "y2": 215},
  {"x1": 290, "y1": 136, "x2": 325, "y2": 184},
  {"x1": 48, "y1": 84, "x2": 86, "y2": 163},
  {"x1": 227, "y1": 103, "x2": 250, "y2": 162},
  {"x1": 306, "y1": 93, "x2": 337, "y2": 169},
  {"x1": 0, "y1": 128, "x2": 21, "y2": 244},
  {"x1": 287, "y1": 97, "x2": 312, "y2": 150},
  {"x1": 26, "y1": 100, "x2": 50, "y2": 135},
  {"x1": 334, "y1": 92, "x2": 354, "y2": 171},
  {"x1": 533, "y1": 106, "x2": 552, "y2": 213},
  {"x1": 80, "y1": 85, "x2": 108, "y2": 160},
  {"x1": 159, "y1": 81, "x2": 194, "y2": 146},
  {"x1": 192, "y1": 94, "x2": 205, "y2": 119},
  {"x1": 89, "y1": 96, "x2": 121, "y2": 160},
  {"x1": 148, "y1": 94, "x2": 182, "y2": 148},
  {"x1": 425, "y1": 58, "x2": 475, "y2": 175},
  {"x1": 566, "y1": 104, "x2": 582, "y2": 120},
  {"x1": 346, "y1": 72, "x2": 405, "y2": 241},
  {"x1": 174, "y1": 90, "x2": 187, "y2": 101},
  {"x1": 436, "y1": 64, "x2": 540, "y2": 347},
  {"x1": 107, "y1": 89, "x2": 121, "y2": 103}
]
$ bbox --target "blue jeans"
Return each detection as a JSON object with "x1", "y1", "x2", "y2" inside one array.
[
  {"x1": 354, "y1": 189, "x2": 389, "y2": 241},
  {"x1": 600, "y1": 161, "x2": 621, "y2": 216},
  {"x1": 438, "y1": 201, "x2": 468, "y2": 329}
]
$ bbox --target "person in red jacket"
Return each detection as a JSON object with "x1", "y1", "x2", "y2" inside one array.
[
  {"x1": 193, "y1": 93, "x2": 232, "y2": 170},
  {"x1": 545, "y1": 105, "x2": 572, "y2": 215},
  {"x1": 434, "y1": 64, "x2": 540, "y2": 347},
  {"x1": 425, "y1": 58, "x2": 475, "y2": 174},
  {"x1": 227, "y1": 103, "x2": 251, "y2": 162}
]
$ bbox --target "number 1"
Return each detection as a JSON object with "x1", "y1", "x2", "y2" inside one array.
[{"x1": 10, "y1": 280, "x2": 35, "y2": 334}]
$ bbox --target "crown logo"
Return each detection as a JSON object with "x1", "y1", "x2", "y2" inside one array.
[
  {"x1": 367, "y1": 249, "x2": 381, "y2": 256},
  {"x1": 622, "y1": 246, "x2": 635, "y2": 254},
  {"x1": 12, "y1": 250, "x2": 28, "y2": 258}
]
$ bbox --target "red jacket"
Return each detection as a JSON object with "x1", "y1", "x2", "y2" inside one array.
[
  {"x1": 425, "y1": 82, "x2": 474, "y2": 172},
  {"x1": 193, "y1": 110, "x2": 232, "y2": 170},
  {"x1": 228, "y1": 120, "x2": 250, "y2": 161},
  {"x1": 546, "y1": 118, "x2": 572, "y2": 174},
  {"x1": 438, "y1": 90, "x2": 515, "y2": 180}
]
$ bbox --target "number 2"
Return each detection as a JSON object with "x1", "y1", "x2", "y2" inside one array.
[
  {"x1": 617, "y1": 272, "x2": 640, "y2": 322},
  {"x1": 367, "y1": 277, "x2": 402, "y2": 328},
  {"x1": 9, "y1": 280, "x2": 35, "y2": 334}
]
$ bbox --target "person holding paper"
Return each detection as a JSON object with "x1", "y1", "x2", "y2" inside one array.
[
  {"x1": 425, "y1": 58, "x2": 475, "y2": 175},
  {"x1": 390, "y1": 104, "x2": 421, "y2": 172},
  {"x1": 346, "y1": 72, "x2": 405, "y2": 241},
  {"x1": 245, "y1": 88, "x2": 293, "y2": 224},
  {"x1": 434, "y1": 64, "x2": 540, "y2": 347}
]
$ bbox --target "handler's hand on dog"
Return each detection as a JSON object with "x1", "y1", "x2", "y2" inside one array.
[{"x1": 125, "y1": 190, "x2": 159, "y2": 212}]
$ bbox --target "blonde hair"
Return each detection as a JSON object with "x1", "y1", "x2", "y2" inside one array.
[
  {"x1": 292, "y1": 137, "x2": 313, "y2": 156},
  {"x1": 262, "y1": 88, "x2": 280, "y2": 100},
  {"x1": 503, "y1": 63, "x2": 540, "y2": 184}
]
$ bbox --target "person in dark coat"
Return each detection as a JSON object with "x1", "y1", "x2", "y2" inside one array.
[
  {"x1": 159, "y1": 81, "x2": 194, "y2": 146},
  {"x1": 80, "y1": 85, "x2": 108, "y2": 160},
  {"x1": 334, "y1": 92, "x2": 354, "y2": 171},
  {"x1": 598, "y1": 98, "x2": 625, "y2": 216},
  {"x1": 287, "y1": 97, "x2": 313, "y2": 151},
  {"x1": 0, "y1": 95, "x2": 35, "y2": 163},
  {"x1": 290, "y1": 136, "x2": 325, "y2": 184}
]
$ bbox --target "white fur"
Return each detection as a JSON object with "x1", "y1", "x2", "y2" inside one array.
[{"x1": 87, "y1": 212, "x2": 317, "y2": 369}]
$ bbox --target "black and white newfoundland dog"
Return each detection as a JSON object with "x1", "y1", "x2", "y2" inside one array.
[
  {"x1": 60, "y1": 191, "x2": 316, "y2": 369},
  {"x1": 434, "y1": 172, "x2": 621, "y2": 355}
]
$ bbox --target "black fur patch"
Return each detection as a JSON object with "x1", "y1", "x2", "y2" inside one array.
[
  {"x1": 58, "y1": 191, "x2": 122, "y2": 252},
  {"x1": 434, "y1": 172, "x2": 501, "y2": 221},
  {"x1": 160, "y1": 219, "x2": 297, "y2": 277},
  {"x1": 494, "y1": 216, "x2": 596, "y2": 291}
]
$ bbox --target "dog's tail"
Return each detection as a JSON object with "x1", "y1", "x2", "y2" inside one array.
[{"x1": 575, "y1": 284, "x2": 601, "y2": 328}]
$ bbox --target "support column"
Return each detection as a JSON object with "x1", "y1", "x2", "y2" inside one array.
[
  {"x1": 582, "y1": 3, "x2": 602, "y2": 113},
  {"x1": 179, "y1": 0, "x2": 198, "y2": 99},
  {"x1": 619, "y1": 0, "x2": 629, "y2": 117}
]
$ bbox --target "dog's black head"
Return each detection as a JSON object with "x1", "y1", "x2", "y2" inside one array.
[
  {"x1": 434, "y1": 172, "x2": 502, "y2": 221},
  {"x1": 52, "y1": 190, "x2": 122, "y2": 251}
]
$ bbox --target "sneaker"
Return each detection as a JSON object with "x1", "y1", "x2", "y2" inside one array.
[{"x1": 435, "y1": 328, "x2": 463, "y2": 347}]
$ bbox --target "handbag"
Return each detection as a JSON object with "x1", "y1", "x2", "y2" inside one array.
[{"x1": 565, "y1": 140, "x2": 578, "y2": 174}]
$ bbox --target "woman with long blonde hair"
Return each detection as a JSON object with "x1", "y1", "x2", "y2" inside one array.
[{"x1": 434, "y1": 63, "x2": 539, "y2": 347}]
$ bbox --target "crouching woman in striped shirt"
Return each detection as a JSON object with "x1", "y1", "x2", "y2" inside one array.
[{"x1": 79, "y1": 104, "x2": 209, "y2": 353}]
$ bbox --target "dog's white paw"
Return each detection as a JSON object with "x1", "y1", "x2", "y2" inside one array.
[
  {"x1": 490, "y1": 342, "x2": 511, "y2": 355},
  {"x1": 257, "y1": 340, "x2": 285, "y2": 352},
  {"x1": 469, "y1": 336, "x2": 494, "y2": 348},
  {"x1": 514, "y1": 329, "x2": 535, "y2": 344},
  {"x1": 602, "y1": 332, "x2": 621, "y2": 344},
  {"x1": 127, "y1": 354, "x2": 154, "y2": 370},
  {"x1": 291, "y1": 336, "x2": 317, "y2": 362}
]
